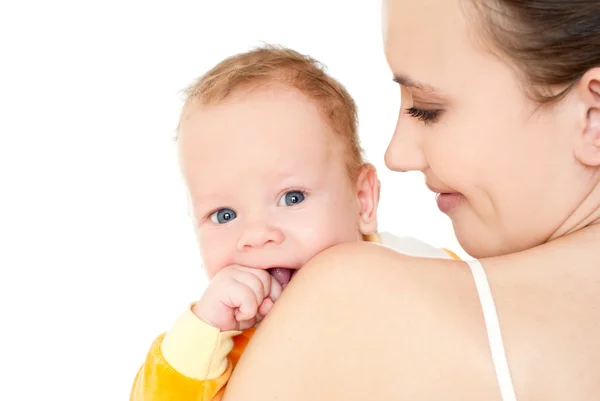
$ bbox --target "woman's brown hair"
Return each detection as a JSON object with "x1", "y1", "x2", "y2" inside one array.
[{"x1": 469, "y1": 0, "x2": 600, "y2": 104}]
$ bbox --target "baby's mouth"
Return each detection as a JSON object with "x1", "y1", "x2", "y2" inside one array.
[{"x1": 267, "y1": 268, "x2": 298, "y2": 290}]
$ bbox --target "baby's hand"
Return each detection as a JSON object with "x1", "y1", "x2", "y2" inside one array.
[{"x1": 192, "y1": 265, "x2": 283, "y2": 331}]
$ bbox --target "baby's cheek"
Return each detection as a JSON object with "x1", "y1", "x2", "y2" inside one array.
[
  {"x1": 305, "y1": 215, "x2": 360, "y2": 256},
  {"x1": 198, "y1": 233, "x2": 235, "y2": 279},
  {"x1": 327, "y1": 203, "x2": 363, "y2": 243}
]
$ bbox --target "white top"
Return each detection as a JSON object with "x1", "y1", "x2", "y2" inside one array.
[
  {"x1": 467, "y1": 259, "x2": 517, "y2": 401},
  {"x1": 377, "y1": 231, "x2": 454, "y2": 259}
]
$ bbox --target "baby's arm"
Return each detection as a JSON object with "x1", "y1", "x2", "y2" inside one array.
[
  {"x1": 130, "y1": 308, "x2": 240, "y2": 401},
  {"x1": 130, "y1": 266, "x2": 281, "y2": 401}
]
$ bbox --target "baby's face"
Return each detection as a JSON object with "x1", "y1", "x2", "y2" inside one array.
[{"x1": 178, "y1": 87, "x2": 366, "y2": 288}]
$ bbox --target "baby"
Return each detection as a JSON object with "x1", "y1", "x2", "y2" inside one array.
[{"x1": 131, "y1": 45, "x2": 456, "y2": 401}]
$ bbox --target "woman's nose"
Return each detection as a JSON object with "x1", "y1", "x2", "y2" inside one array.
[{"x1": 385, "y1": 116, "x2": 428, "y2": 172}]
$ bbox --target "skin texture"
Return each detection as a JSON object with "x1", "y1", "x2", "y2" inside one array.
[
  {"x1": 178, "y1": 85, "x2": 380, "y2": 330},
  {"x1": 221, "y1": 0, "x2": 600, "y2": 399},
  {"x1": 382, "y1": 0, "x2": 600, "y2": 259}
]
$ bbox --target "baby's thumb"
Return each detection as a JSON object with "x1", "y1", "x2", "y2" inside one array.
[
  {"x1": 258, "y1": 298, "x2": 274, "y2": 317},
  {"x1": 269, "y1": 277, "x2": 283, "y2": 302}
]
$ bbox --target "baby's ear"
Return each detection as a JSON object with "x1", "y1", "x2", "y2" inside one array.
[
  {"x1": 354, "y1": 163, "x2": 380, "y2": 235},
  {"x1": 574, "y1": 70, "x2": 600, "y2": 167}
]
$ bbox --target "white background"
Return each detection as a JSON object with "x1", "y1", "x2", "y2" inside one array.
[{"x1": 0, "y1": 1, "x2": 465, "y2": 399}]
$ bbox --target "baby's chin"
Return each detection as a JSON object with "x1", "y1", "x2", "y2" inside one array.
[{"x1": 267, "y1": 267, "x2": 299, "y2": 290}]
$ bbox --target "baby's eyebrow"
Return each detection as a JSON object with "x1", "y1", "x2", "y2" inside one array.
[{"x1": 190, "y1": 195, "x2": 226, "y2": 213}]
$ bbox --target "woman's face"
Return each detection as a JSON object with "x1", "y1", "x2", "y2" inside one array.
[{"x1": 382, "y1": 0, "x2": 596, "y2": 258}]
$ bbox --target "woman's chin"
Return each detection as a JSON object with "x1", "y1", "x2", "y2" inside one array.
[{"x1": 451, "y1": 218, "x2": 494, "y2": 259}]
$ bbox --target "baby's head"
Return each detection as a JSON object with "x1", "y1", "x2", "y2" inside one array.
[{"x1": 177, "y1": 45, "x2": 380, "y2": 288}]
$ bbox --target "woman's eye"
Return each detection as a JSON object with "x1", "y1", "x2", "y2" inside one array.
[
  {"x1": 278, "y1": 190, "x2": 306, "y2": 206},
  {"x1": 405, "y1": 107, "x2": 442, "y2": 124},
  {"x1": 209, "y1": 208, "x2": 237, "y2": 224}
]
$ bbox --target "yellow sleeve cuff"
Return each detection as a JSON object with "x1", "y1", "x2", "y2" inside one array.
[
  {"x1": 362, "y1": 232, "x2": 380, "y2": 243},
  {"x1": 160, "y1": 306, "x2": 241, "y2": 380},
  {"x1": 442, "y1": 248, "x2": 461, "y2": 260}
]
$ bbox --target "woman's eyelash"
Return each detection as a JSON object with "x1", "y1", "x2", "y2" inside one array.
[{"x1": 405, "y1": 107, "x2": 442, "y2": 124}]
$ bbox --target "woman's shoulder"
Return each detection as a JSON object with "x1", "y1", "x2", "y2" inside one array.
[
  {"x1": 225, "y1": 239, "x2": 500, "y2": 400},
  {"x1": 224, "y1": 229, "x2": 600, "y2": 400},
  {"x1": 299, "y1": 234, "x2": 466, "y2": 286},
  {"x1": 296, "y1": 238, "x2": 482, "y2": 337}
]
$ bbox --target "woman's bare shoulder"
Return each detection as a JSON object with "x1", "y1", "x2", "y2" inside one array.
[
  {"x1": 297, "y1": 239, "x2": 465, "y2": 282},
  {"x1": 223, "y1": 242, "x2": 499, "y2": 400},
  {"x1": 223, "y1": 231, "x2": 600, "y2": 400}
]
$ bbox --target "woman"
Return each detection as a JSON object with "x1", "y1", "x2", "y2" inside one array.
[{"x1": 222, "y1": 0, "x2": 600, "y2": 400}]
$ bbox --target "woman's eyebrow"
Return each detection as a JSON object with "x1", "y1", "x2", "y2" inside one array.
[{"x1": 393, "y1": 74, "x2": 440, "y2": 93}]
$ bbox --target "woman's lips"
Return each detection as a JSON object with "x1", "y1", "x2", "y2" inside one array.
[{"x1": 435, "y1": 192, "x2": 464, "y2": 213}]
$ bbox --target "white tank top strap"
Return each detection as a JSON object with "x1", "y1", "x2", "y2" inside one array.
[{"x1": 466, "y1": 259, "x2": 518, "y2": 401}]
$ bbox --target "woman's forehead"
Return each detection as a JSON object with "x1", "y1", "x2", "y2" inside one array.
[{"x1": 382, "y1": 0, "x2": 486, "y2": 95}]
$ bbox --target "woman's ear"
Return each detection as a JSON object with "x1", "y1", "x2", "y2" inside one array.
[
  {"x1": 354, "y1": 163, "x2": 380, "y2": 235},
  {"x1": 573, "y1": 69, "x2": 600, "y2": 167}
]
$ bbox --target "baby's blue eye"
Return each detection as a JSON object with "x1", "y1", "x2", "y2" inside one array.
[
  {"x1": 278, "y1": 191, "x2": 306, "y2": 206},
  {"x1": 209, "y1": 208, "x2": 237, "y2": 224}
]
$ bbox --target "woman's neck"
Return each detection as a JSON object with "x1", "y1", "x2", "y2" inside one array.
[{"x1": 549, "y1": 181, "x2": 600, "y2": 241}]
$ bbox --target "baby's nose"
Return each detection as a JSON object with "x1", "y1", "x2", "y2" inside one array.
[{"x1": 237, "y1": 224, "x2": 284, "y2": 251}]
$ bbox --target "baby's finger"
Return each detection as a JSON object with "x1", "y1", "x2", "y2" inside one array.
[
  {"x1": 236, "y1": 267, "x2": 271, "y2": 301},
  {"x1": 228, "y1": 284, "x2": 259, "y2": 321},
  {"x1": 233, "y1": 269, "x2": 268, "y2": 304},
  {"x1": 269, "y1": 276, "x2": 283, "y2": 303},
  {"x1": 255, "y1": 313, "x2": 264, "y2": 324},
  {"x1": 236, "y1": 316, "x2": 256, "y2": 331},
  {"x1": 258, "y1": 297, "x2": 274, "y2": 317}
]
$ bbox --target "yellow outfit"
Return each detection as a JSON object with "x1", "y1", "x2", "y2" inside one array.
[{"x1": 130, "y1": 232, "x2": 459, "y2": 400}]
